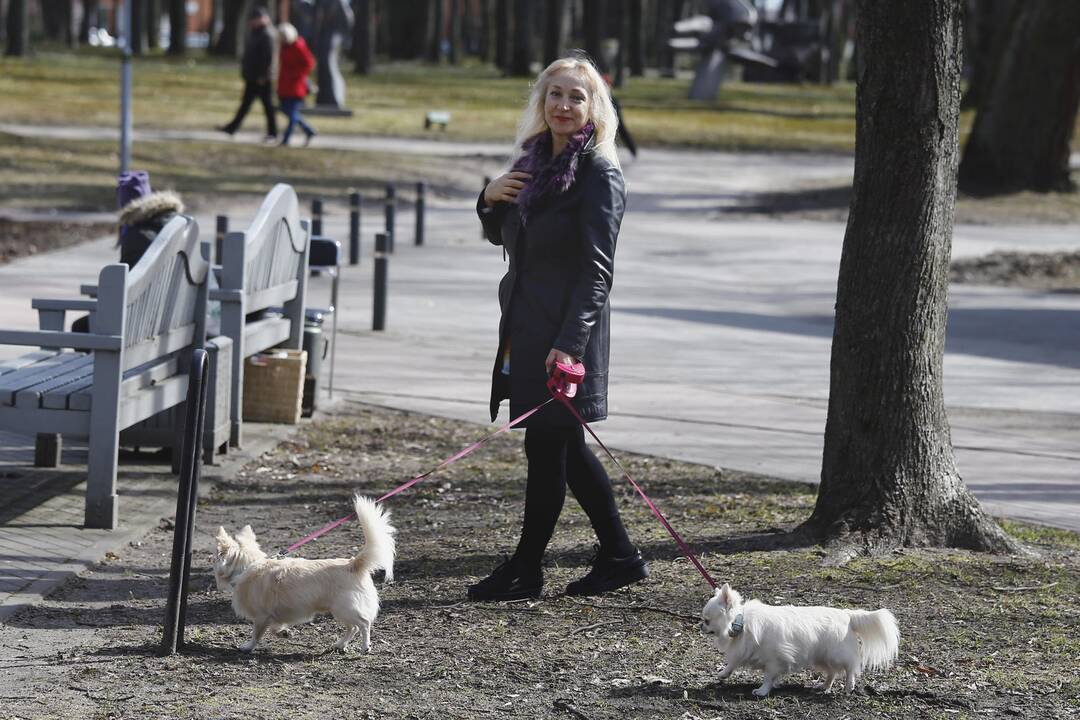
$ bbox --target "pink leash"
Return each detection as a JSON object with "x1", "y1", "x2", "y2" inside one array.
[
  {"x1": 547, "y1": 375, "x2": 718, "y2": 589},
  {"x1": 277, "y1": 398, "x2": 555, "y2": 556}
]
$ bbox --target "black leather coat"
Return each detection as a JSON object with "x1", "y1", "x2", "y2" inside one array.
[{"x1": 478, "y1": 149, "x2": 626, "y2": 427}]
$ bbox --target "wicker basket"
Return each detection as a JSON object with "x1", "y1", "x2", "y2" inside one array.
[{"x1": 242, "y1": 349, "x2": 308, "y2": 424}]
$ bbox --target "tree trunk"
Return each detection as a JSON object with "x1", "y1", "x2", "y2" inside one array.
[
  {"x1": 213, "y1": 0, "x2": 248, "y2": 57},
  {"x1": 494, "y1": 0, "x2": 508, "y2": 70},
  {"x1": 353, "y1": 0, "x2": 374, "y2": 73},
  {"x1": 131, "y1": 0, "x2": 147, "y2": 54},
  {"x1": 80, "y1": 0, "x2": 99, "y2": 44},
  {"x1": 42, "y1": 0, "x2": 64, "y2": 39},
  {"x1": 167, "y1": 0, "x2": 185, "y2": 54},
  {"x1": 804, "y1": 0, "x2": 1017, "y2": 557},
  {"x1": 543, "y1": 0, "x2": 563, "y2": 66},
  {"x1": 961, "y1": 0, "x2": 1016, "y2": 109},
  {"x1": 478, "y1": 0, "x2": 490, "y2": 61},
  {"x1": 448, "y1": 0, "x2": 460, "y2": 63},
  {"x1": 5, "y1": 0, "x2": 27, "y2": 56},
  {"x1": 508, "y1": 0, "x2": 531, "y2": 76},
  {"x1": 627, "y1": 0, "x2": 643, "y2": 77},
  {"x1": 146, "y1": 0, "x2": 161, "y2": 49},
  {"x1": 958, "y1": 1, "x2": 1080, "y2": 195},
  {"x1": 582, "y1": 0, "x2": 605, "y2": 70}
]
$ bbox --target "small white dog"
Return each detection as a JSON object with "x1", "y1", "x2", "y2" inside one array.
[
  {"x1": 701, "y1": 583, "x2": 900, "y2": 697},
  {"x1": 213, "y1": 494, "x2": 396, "y2": 654}
]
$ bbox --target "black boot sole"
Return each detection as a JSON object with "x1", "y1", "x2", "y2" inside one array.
[{"x1": 565, "y1": 563, "x2": 649, "y2": 597}]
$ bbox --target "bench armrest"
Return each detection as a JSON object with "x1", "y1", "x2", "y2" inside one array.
[
  {"x1": 0, "y1": 328, "x2": 123, "y2": 351},
  {"x1": 31, "y1": 298, "x2": 99, "y2": 313},
  {"x1": 209, "y1": 288, "x2": 243, "y2": 302},
  {"x1": 80, "y1": 284, "x2": 99, "y2": 298}
]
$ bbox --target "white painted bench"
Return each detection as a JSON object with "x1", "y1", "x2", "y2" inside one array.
[
  {"x1": 0, "y1": 216, "x2": 209, "y2": 529},
  {"x1": 211, "y1": 184, "x2": 310, "y2": 447}
]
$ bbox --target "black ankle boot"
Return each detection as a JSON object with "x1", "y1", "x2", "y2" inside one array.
[
  {"x1": 565, "y1": 550, "x2": 648, "y2": 596},
  {"x1": 467, "y1": 558, "x2": 543, "y2": 601}
]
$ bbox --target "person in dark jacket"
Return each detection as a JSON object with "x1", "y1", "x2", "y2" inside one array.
[
  {"x1": 468, "y1": 55, "x2": 647, "y2": 602},
  {"x1": 217, "y1": 7, "x2": 278, "y2": 142},
  {"x1": 276, "y1": 22, "x2": 317, "y2": 147}
]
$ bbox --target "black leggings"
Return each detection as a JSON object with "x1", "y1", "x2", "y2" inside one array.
[{"x1": 513, "y1": 425, "x2": 635, "y2": 567}]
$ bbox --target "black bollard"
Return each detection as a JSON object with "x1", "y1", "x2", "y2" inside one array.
[
  {"x1": 384, "y1": 184, "x2": 396, "y2": 253},
  {"x1": 215, "y1": 215, "x2": 228, "y2": 264},
  {"x1": 161, "y1": 348, "x2": 210, "y2": 655},
  {"x1": 349, "y1": 190, "x2": 361, "y2": 265},
  {"x1": 312, "y1": 197, "x2": 324, "y2": 237},
  {"x1": 481, "y1": 176, "x2": 491, "y2": 240},
  {"x1": 373, "y1": 232, "x2": 389, "y2": 331},
  {"x1": 415, "y1": 182, "x2": 426, "y2": 247}
]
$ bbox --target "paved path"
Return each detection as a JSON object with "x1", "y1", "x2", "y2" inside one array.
[{"x1": 1, "y1": 131, "x2": 1078, "y2": 542}]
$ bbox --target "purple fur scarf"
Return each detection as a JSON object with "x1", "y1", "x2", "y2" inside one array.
[{"x1": 511, "y1": 122, "x2": 594, "y2": 225}]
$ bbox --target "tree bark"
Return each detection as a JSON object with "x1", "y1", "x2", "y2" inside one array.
[
  {"x1": 627, "y1": 0, "x2": 643, "y2": 77},
  {"x1": 448, "y1": 0, "x2": 461, "y2": 64},
  {"x1": 131, "y1": 0, "x2": 147, "y2": 55},
  {"x1": 508, "y1": 0, "x2": 531, "y2": 76},
  {"x1": 958, "y1": 0, "x2": 1080, "y2": 195},
  {"x1": 146, "y1": 0, "x2": 161, "y2": 49},
  {"x1": 167, "y1": 0, "x2": 185, "y2": 54},
  {"x1": 5, "y1": 0, "x2": 27, "y2": 56},
  {"x1": 582, "y1": 0, "x2": 605, "y2": 71},
  {"x1": 543, "y1": 0, "x2": 563, "y2": 66},
  {"x1": 353, "y1": 0, "x2": 374, "y2": 73},
  {"x1": 494, "y1": 0, "x2": 508, "y2": 70},
  {"x1": 805, "y1": 0, "x2": 1017, "y2": 556},
  {"x1": 961, "y1": 0, "x2": 1015, "y2": 110}
]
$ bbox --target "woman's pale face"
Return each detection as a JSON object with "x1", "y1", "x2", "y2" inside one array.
[{"x1": 544, "y1": 71, "x2": 590, "y2": 139}]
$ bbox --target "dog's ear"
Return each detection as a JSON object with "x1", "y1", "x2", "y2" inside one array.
[
  {"x1": 719, "y1": 582, "x2": 734, "y2": 608},
  {"x1": 237, "y1": 525, "x2": 256, "y2": 542},
  {"x1": 216, "y1": 526, "x2": 236, "y2": 552}
]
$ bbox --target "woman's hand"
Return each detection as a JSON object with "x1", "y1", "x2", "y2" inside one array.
[
  {"x1": 483, "y1": 171, "x2": 532, "y2": 207},
  {"x1": 545, "y1": 348, "x2": 577, "y2": 375}
]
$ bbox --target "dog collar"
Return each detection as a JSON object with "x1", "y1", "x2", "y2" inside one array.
[{"x1": 728, "y1": 612, "x2": 744, "y2": 637}]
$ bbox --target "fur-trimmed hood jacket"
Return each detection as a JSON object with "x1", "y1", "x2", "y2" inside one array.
[
  {"x1": 118, "y1": 191, "x2": 185, "y2": 268},
  {"x1": 478, "y1": 131, "x2": 626, "y2": 427}
]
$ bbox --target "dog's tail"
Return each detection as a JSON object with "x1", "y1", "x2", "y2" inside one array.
[
  {"x1": 349, "y1": 494, "x2": 396, "y2": 582},
  {"x1": 848, "y1": 609, "x2": 900, "y2": 672}
]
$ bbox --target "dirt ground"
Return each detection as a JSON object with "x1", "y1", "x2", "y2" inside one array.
[
  {"x1": 0, "y1": 219, "x2": 114, "y2": 264},
  {"x1": 1, "y1": 401, "x2": 1077, "y2": 720},
  {"x1": 951, "y1": 251, "x2": 1080, "y2": 292}
]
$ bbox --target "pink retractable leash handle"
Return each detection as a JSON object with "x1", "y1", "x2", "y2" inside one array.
[{"x1": 546, "y1": 360, "x2": 586, "y2": 398}]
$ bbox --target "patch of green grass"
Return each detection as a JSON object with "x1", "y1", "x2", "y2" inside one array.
[
  {"x1": 0, "y1": 51, "x2": 862, "y2": 151},
  {"x1": 999, "y1": 519, "x2": 1080, "y2": 549}
]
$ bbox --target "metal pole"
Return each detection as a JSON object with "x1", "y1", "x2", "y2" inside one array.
[
  {"x1": 312, "y1": 197, "x2": 324, "y2": 237},
  {"x1": 373, "y1": 232, "x2": 388, "y2": 331},
  {"x1": 119, "y1": 0, "x2": 134, "y2": 175},
  {"x1": 161, "y1": 349, "x2": 209, "y2": 655},
  {"x1": 349, "y1": 190, "x2": 361, "y2": 265},
  {"x1": 415, "y1": 182, "x2": 426, "y2": 247},
  {"x1": 384, "y1": 184, "x2": 396, "y2": 253},
  {"x1": 215, "y1": 215, "x2": 228, "y2": 264}
]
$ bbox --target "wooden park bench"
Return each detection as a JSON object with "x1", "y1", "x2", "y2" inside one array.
[
  {"x1": 0, "y1": 216, "x2": 208, "y2": 529},
  {"x1": 211, "y1": 183, "x2": 310, "y2": 447}
]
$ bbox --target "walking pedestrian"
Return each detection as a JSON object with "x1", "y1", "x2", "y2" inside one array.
[
  {"x1": 276, "y1": 22, "x2": 317, "y2": 147},
  {"x1": 468, "y1": 55, "x2": 647, "y2": 601},
  {"x1": 217, "y1": 7, "x2": 278, "y2": 143}
]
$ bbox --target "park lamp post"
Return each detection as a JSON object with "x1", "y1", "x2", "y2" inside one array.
[{"x1": 119, "y1": 0, "x2": 134, "y2": 175}]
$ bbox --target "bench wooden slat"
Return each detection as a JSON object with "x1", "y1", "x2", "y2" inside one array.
[
  {"x1": 243, "y1": 316, "x2": 292, "y2": 355},
  {"x1": 0, "y1": 353, "x2": 92, "y2": 406},
  {"x1": 0, "y1": 350, "x2": 60, "y2": 376},
  {"x1": 40, "y1": 357, "x2": 181, "y2": 411},
  {"x1": 15, "y1": 361, "x2": 96, "y2": 409}
]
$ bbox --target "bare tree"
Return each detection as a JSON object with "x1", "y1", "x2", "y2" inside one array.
[
  {"x1": 803, "y1": 0, "x2": 1018, "y2": 558},
  {"x1": 5, "y1": 0, "x2": 27, "y2": 56},
  {"x1": 167, "y1": 0, "x2": 186, "y2": 54},
  {"x1": 958, "y1": 0, "x2": 1080, "y2": 195},
  {"x1": 543, "y1": 0, "x2": 564, "y2": 66},
  {"x1": 509, "y1": 0, "x2": 531, "y2": 75},
  {"x1": 353, "y1": 0, "x2": 374, "y2": 73}
]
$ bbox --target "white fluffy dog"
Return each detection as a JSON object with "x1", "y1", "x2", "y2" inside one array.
[
  {"x1": 213, "y1": 494, "x2": 396, "y2": 654},
  {"x1": 701, "y1": 583, "x2": 900, "y2": 697}
]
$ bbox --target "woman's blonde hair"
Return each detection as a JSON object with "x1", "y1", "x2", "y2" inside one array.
[
  {"x1": 278, "y1": 22, "x2": 298, "y2": 45},
  {"x1": 511, "y1": 54, "x2": 621, "y2": 169}
]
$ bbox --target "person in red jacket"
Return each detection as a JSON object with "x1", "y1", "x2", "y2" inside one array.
[{"x1": 277, "y1": 23, "x2": 317, "y2": 147}]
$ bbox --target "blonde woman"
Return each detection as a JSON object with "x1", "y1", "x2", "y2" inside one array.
[{"x1": 469, "y1": 55, "x2": 647, "y2": 601}]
